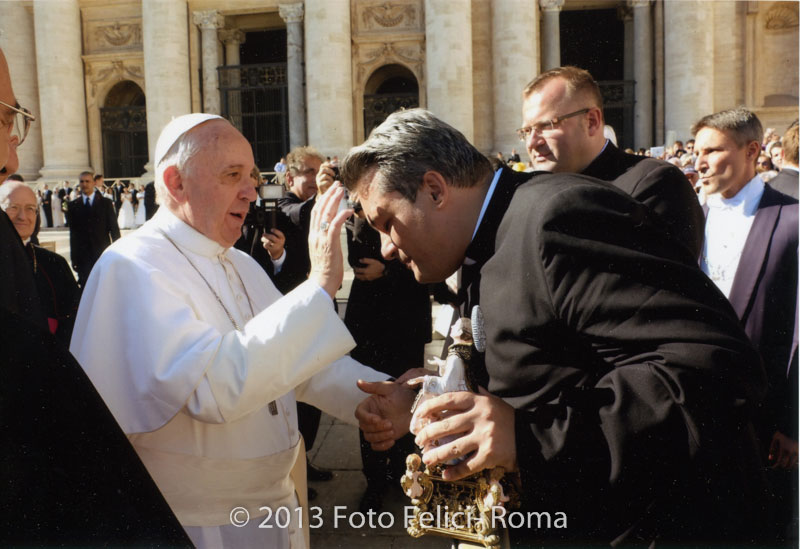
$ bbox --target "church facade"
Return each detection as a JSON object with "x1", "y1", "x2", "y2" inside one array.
[{"x1": 1, "y1": 0, "x2": 797, "y2": 183}]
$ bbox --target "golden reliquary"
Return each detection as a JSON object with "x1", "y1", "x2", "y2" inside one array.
[{"x1": 402, "y1": 317, "x2": 519, "y2": 549}]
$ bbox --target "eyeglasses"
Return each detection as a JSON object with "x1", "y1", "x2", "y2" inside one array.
[
  {"x1": 0, "y1": 99, "x2": 36, "y2": 146},
  {"x1": 516, "y1": 108, "x2": 591, "y2": 141},
  {"x1": 4, "y1": 203, "x2": 39, "y2": 217}
]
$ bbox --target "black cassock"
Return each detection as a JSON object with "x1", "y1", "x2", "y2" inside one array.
[{"x1": 465, "y1": 168, "x2": 769, "y2": 546}]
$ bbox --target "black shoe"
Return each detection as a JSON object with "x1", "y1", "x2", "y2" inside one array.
[
  {"x1": 307, "y1": 463, "x2": 333, "y2": 482},
  {"x1": 308, "y1": 487, "x2": 318, "y2": 501},
  {"x1": 358, "y1": 484, "x2": 385, "y2": 514}
]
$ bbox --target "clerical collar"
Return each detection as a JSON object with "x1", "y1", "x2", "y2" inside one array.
[
  {"x1": 706, "y1": 174, "x2": 764, "y2": 214},
  {"x1": 470, "y1": 168, "x2": 502, "y2": 243},
  {"x1": 152, "y1": 207, "x2": 226, "y2": 258}
]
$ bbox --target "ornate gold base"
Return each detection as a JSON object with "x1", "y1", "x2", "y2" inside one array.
[{"x1": 401, "y1": 456, "x2": 518, "y2": 549}]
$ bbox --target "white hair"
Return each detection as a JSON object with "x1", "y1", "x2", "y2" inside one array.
[
  {"x1": 154, "y1": 128, "x2": 209, "y2": 206},
  {"x1": 0, "y1": 181, "x2": 33, "y2": 209}
]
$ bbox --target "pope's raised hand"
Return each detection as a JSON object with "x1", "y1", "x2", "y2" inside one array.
[{"x1": 308, "y1": 183, "x2": 352, "y2": 298}]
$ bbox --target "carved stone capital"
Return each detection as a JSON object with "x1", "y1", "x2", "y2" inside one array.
[
  {"x1": 628, "y1": 0, "x2": 651, "y2": 9},
  {"x1": 193, "y1": 10, "x2": 224, "y2": 31},
  {"x1": 539, "y1": 0, "x2": 565, "y2": 12},
  {"x1": 279, "y1": 3, "x2": 304, "y2": 24},
  {"x1": 765, "y1": 3, "x2": 799, "y2": 30},
  {"x1": 219, "y1": 29, "x2": 246, "y2": 46}
]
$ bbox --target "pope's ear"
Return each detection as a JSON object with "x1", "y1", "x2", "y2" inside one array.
[
  {"x1": 162, "y1": 165, "x2": 186, "y2": 202},
  {"x1": 421, "y1": 171, "x2": 448, "y2": 207}
]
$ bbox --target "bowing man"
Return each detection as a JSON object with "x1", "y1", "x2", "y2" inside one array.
[{"x1": 350, "y1": 109, "x2": 770, "y2": 547}]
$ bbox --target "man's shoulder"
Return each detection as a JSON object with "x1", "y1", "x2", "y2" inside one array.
[{"x1": 511, "y1": 172, "x2": 628, "y2": 216}]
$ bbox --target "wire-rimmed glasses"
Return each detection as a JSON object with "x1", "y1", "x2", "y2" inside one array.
[{"x1": 0, "y1": 100, "x2": 36, "y2": 146}]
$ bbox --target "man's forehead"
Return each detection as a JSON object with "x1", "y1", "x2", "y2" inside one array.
[{"x1": 8, "y1": 184, "x2": 36, "y2": 203}]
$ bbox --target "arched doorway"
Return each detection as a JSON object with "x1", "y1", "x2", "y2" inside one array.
[
  {"x1": 101, "y1": 81, "x2": 147, "y2": 178},
  {"x1": 363, "y1": 64, "x2": 419, "y2": 137}
]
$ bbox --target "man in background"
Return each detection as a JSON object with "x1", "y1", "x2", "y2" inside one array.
[
  {"x1": 694, "y1": 107, "x2": 798, "y2": 543},
  {"x1": 68, "y1": 170, "x2": 120, "y2": 287},
  {"x1": 770, "y1": 122, "x2": 799, "y2": 199},
  {"x1": 520, "y1": 66, "x2": 704, "y2": 258}
]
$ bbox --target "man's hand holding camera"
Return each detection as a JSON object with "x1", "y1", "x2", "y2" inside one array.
[{"x1": 261, "y1": 229, "x2": 286, "y2": 260}]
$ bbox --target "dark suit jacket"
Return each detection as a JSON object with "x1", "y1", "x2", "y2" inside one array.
[
  {"x1": 0, "y1": 209, "x2": 46, "y2": 328},
  {"x1": 25, "y1": 242, "x2": 81, "y2": 348},
  {"x1": 68, "y1": 190, "x2": 120, "y2": 286},
  {"x1": 582, "y1": 142, "x2": 706, "y2": 259},
  {"x1": 144, "y1": 181, "x2": 158, "y2": 220},
  {"x1": 274, "y1": 192, "x2": 315, "y2": 294},
  {"x1": 0, "y1": 311, "x2": 190, "y2": 546},
  {"x1": 769, "y1": 168, "x2": 799, "y2": 199},
  {"x1": 475, "y1": 173, "x2": 767, "y2": 544},
  {"x1": 710, "y1": 185, "x2": 799, "y2": 444},
  {"x1": 344, "y1": 216, "x2": 431, "y2": 376}
]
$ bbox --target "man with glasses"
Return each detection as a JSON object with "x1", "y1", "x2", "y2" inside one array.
[
  {"x1": 67, "y1": 170, "x2": 120, "y2": 288},
  {"x1": 520, "y1": 66, "x2": 705, "y2": 259}
]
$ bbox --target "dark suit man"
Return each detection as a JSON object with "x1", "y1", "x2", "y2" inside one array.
[
  {"x1": 769, "y1": 123, "x2": 799, "y2": 199},
  {"x1": 350, "y1": 109, "x2": 769, "y2": 546},
  {"x1": 143, "y1": 180, "x2": 159, "y2": 219},
  {"x1": 520, "y1": 66, "x2": 704, "y2": 259},
  {"x1": 41, "y1": 184, "x2": 52, "y2": 227},
  {"x1": 112, "y1": 179, "x2": 124, "y2": 212},
  {"x1": 694, "y1": 108, "x2": 798, "y2": 543},
  {"x1": 68, "y1": 171, "x2": 120, "y2": 288}
]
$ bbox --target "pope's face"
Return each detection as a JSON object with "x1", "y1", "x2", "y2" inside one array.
[
  {"x1": 694, "y1": 127, "x2": 756, "y2": 199},
  {"x1": 355, "y1": 169, "x2": 463, "y2": 284},
  {"x1": 181, "y1": 121, "x2": 257, "y2": 248}
]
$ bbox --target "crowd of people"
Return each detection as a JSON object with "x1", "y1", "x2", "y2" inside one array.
[{"x1": 1, "y1": 39, "x2": 798, "y2": 549}]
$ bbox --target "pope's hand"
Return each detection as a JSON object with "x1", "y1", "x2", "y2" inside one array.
[
  {"x1": 308, "y1": 183, "x2": 352, "y2": 298},
  {"x1": 413, "y1": 387, "x2": 517, "y2": 481},
  {"x1": 355, "y1": 379, "x2": 415, "y2": 451}
]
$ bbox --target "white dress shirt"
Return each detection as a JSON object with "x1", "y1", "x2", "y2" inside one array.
[
  {"x1": 71, "y1": 207, "x2": 388, "y2": 548},
  {"x1": 700, "y1": 175, "x2": 765, "y2": 298}
]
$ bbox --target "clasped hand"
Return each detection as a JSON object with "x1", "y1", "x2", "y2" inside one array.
[{"x1": 356, "y1": 375, "x2": 519, "y2": 481}]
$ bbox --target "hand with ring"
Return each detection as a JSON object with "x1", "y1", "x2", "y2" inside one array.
[{"x1": 308, "y1": 182, "x2": 352, "y2": 298}]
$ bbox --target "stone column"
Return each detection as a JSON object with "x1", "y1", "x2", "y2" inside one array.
[
  {"x1": 220, "y1": 29, "x2": 245, "y2": 66},
  {"x1": 220, "y1": 29, "x2": 246, "y2": 131},
  {"x1": 142, "y1": 0, "x2": 191, "y2": 176},
  {"x1": 631, "y1": 0, "x2": 653, "y2": 149},
  {"x1": 305, "y1": 0, "x2": 352, "y2": 155},
  {"x1": 279, "y1": 3, "x2": 307, "y2": 150},
  {"x1": 33, "y1": 0, "x2": 91, "y2": 180},
  {"x1": 0, "y1": 2, "x2": 44, "y2": 181},
  {"x1": 539, "y1": 0, "x2": 564, "y2": 71},
  {"x1": 193, "y1": 10, "x2": 224, "y2": 115},
  {"x1": 425, "y1": 0, "x2": 474, "y2": 140},
  {"x1": 663, "y1": 0, "x2": 713, "y2": 143},
  {"x1": 493, "y1": 0, "x2": 538, "y2": 156}
]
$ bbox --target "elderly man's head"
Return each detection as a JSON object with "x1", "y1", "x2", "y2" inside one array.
[
  {"x1": 520, "y1": 66, "x2": 606, "y2": 174},
  {"x1": 341, "y1": 109, "x2": 492, "y2": 283},
  {"x1": 0, "y1": 182, "x2": 38, "y2": 241},
  {"x1": 155, "y1": 115, "x2": 256, "y2": 247}
]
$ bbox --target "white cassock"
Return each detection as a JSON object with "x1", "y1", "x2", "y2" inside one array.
[{"x1": 70, "y1": 207, "x2": 389, "y2": 548}]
